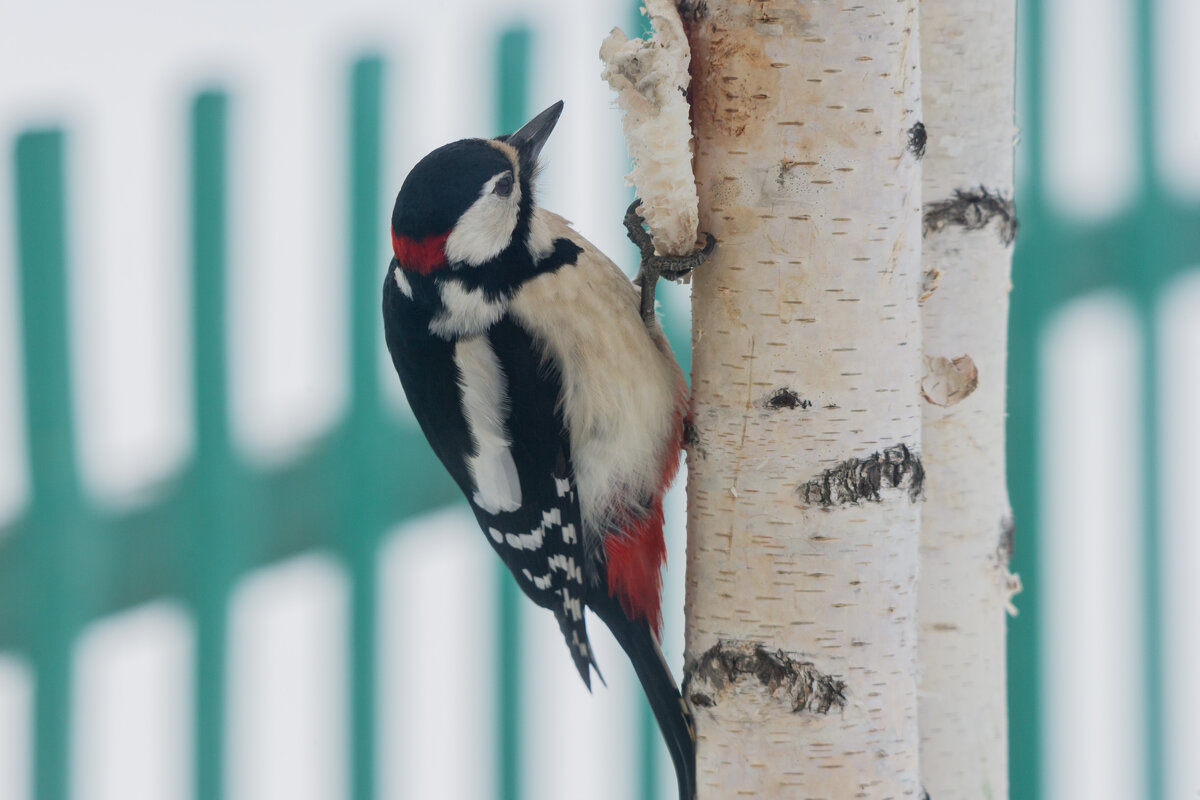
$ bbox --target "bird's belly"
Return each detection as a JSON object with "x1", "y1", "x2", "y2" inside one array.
[{"x1": 509, "y1": 258, "x2": 685, "y2": 551}]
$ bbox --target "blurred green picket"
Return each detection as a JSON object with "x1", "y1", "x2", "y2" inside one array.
[
  {"x1": 1, "y1": 50, "x2": 469, "y2": 800},
  {"x1": 1008, "y1": 3, "x2": 1200, "y2": 800}
]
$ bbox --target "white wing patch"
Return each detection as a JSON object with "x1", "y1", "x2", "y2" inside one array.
[
  {"x1": 392, "y1": 266, "x2": 413, "y2": 298},
  {"x1": 444, "y1": 170, "x2": 521, "y2": 267},
  {"x1": 430, "y1": 280, "x2": 507, "y2": 339},
  {"x1": 455, "y1": 337, "x2": 521, "y2": 514}
]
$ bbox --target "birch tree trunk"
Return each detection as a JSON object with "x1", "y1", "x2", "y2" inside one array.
[
  {"x1": 681, "y1": 2, "x2": 923, "y2": 797},
  {"x1": 917, "y1": 2, "x2": 1019, "y2": 798}
]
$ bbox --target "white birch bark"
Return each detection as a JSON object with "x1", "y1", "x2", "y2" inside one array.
[
  {"x1": 917, "y1": 2, "x2": 1020, "y2": 798},
  {"x1": 681, "y1": 2, "x2": 923, "y2": 797}
]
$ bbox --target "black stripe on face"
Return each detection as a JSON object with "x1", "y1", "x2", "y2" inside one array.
[{"x1": 432, "y1": 236, "x2": 584, "y2": 305}]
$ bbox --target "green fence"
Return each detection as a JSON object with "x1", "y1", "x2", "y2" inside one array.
[
  {"x1": 3, "y1": 3, "x2": 1198, "y2": 799},
  {"x1": 1008, "y1": 1, "x2": 1200, "y2": 800}
]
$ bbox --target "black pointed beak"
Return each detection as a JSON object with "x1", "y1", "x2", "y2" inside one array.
[{"x1": 506, "y1": 100, "x2": 563, "y2": 167}]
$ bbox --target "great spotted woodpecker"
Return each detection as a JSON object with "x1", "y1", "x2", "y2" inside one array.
[{"x1": 382, "y1": 101, "x2": 711, "y2": 800}]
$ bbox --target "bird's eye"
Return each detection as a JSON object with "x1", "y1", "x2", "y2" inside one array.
[{"x1": 493, "y1": 173, "x2": 514, "y2": 197}]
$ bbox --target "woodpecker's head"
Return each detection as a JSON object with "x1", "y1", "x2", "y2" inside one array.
[{"x1": 391, "y1": 101, "x2": 562, "y2": 275}]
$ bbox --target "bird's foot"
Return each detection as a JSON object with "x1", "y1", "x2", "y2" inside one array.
[{"x1": 624, "y1": 199, "x2": 716, "y2": 325}]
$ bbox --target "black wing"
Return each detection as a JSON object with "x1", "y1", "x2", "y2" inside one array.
[
  {"x1": 383, "y1": 271, "x2": 597, "y2": 685},
  {"x1": 469, "y1": 317, "x2": 598, "y2": 686},
  {"x1": 382, "y1": 267, "x2": 475, "y2": 496}
]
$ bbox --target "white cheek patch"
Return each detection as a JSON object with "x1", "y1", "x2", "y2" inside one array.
[
  {"x1": 429, "y1": 279, "x2": 507, "y2": 339},
  {"x1": 454, "y1": 336, "x2": 522, "y2": 514},
  {"x1": 444, "y1": 171, "x2": 522, "y2": 267}
]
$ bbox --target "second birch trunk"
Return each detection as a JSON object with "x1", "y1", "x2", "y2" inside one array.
[{"x1": 917, "y1": 1, "x2": 1019, "y2": 797}]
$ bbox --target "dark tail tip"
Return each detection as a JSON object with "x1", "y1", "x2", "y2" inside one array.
[{"x1": 591, "y1": 599, "x2": 696, "y2": 800}]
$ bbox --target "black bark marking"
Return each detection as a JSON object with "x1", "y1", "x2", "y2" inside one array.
[
  {"x1": 907, "y1": 121, "x2": 927, "y2": 160},
  {"x1": 762, "y1": 387, "x2": 811, "y2": 410},
  {"x1": 998, "y1": 515, "x2": 1015, "y2": 567},
  {"x1": 684, "y1": 640, "x2": 847, "y2": 715},
  {"x1": 799, "y1": 444, "x2": 924, "y2": 507},
  {"x1": 923, "y1": 187, "x2": 1017, "y2": 246},
  {"x1": 684, "y1": 419, "x2": 707, "y2": 460}
]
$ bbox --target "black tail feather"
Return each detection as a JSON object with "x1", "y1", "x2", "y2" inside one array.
[
  {"x1": 554, "y1": 608, "x2": 605, "y2": 690},
  {"x1": 591, "y1": 598, "x2": 696, "y2": 800}
]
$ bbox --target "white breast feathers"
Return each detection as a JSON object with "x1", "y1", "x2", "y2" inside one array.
[{"x1": 509, "y1": 212, "x2": 684, "y2": 548}]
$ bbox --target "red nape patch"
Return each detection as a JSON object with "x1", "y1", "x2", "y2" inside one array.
[{"x1": 392, "y1": 230, "x2": 449, "y2": 275}]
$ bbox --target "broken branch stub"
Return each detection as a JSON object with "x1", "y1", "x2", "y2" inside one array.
[{"x1": 600, "y1": 0, "x2": 700, "y2": 256}]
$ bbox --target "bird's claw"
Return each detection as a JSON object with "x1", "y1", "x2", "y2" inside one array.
[
  {"x1": 653, "y1": 232, "x2": 716, "y2": 280},
  {"x1": 624, "y1": 199, "x2": 657, "y2": 261},
  {"x1": 624, "y1": 198, "x2": 716, "y2": 324}
]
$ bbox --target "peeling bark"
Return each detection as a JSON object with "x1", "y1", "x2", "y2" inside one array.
[
  {"x1": 921, "y1": 354, "x2": 979, "y2": 407},
  {"x1": 600, "y1": 0, "x2": 700, "y2": 255},
  {"x1": 918, "y1": 1, "x2": 1018, "y2": 797},
  {"x1": 683, "y1": 1, "x2": 923, "y2": 796}
]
